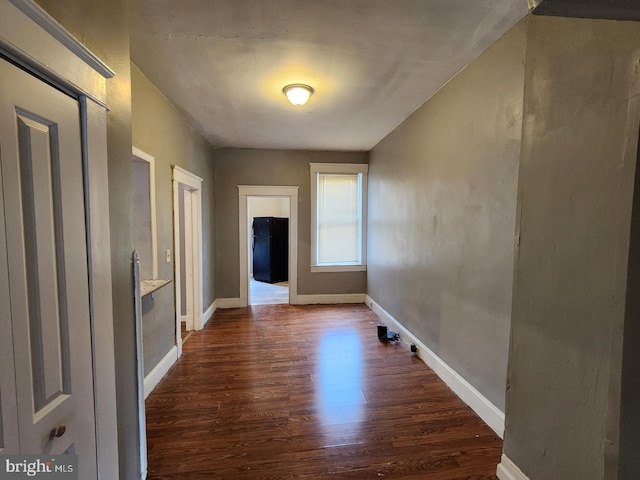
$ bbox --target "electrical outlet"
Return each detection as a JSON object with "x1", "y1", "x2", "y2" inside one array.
[{"x1": 165, "y1": 249, "x2": 171, "y2": 263}]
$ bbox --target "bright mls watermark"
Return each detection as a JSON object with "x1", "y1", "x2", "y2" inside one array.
[{"x1": 0, "y1": 455, "x2": 77, "y2": 479}]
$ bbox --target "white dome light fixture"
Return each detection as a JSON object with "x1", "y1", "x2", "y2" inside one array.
[{"x1": 283, "y1": 84, "x2": 314, "y2": 106}]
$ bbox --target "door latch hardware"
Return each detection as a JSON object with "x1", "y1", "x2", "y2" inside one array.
[{"x1": 50, "y1": 424, "x2": 66, "y2": 438}]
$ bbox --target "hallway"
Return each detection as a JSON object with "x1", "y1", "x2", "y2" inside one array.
[
  {"x1": 250, "y1": 278, "x2": 289, "y2": 305},
  {"x1": 145, "y1": 304, "x2": 501, "y2": 479}
]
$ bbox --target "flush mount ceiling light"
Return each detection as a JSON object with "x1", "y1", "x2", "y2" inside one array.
[{"x1": 283, "y1": 84, "x2": 314, "y2": 106}]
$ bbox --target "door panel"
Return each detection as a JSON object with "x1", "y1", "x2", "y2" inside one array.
[
  {"x1": 16, "y1": 113, "x2": 72, "y2": 413},
  {"x1": 0, "y1": 58, "x2": 97, "y2": 476}
]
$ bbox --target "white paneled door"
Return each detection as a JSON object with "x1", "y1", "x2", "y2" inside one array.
[{"x1": 0, "y1": 58, "x2": 97, "y2": 476}]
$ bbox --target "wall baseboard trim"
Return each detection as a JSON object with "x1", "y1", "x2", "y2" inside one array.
[
  {"x1": 143, "y1": 345, "x2": 178, "y2": 399},
  {"x1": 296, "y1": 293, "x2": 366, "y2": 305},
  {"x1": 497, "y1": 455, "x2": 530, "y2": 480},
  {"x1": 365, "y1": 295, "x2": 505, "y2": 438},
  {"x1": 202, "y1": 301, "x2": 216, "y2": 327},
  {"x1": 215, "y1": 297, "x2": 244, "y2": 309}
]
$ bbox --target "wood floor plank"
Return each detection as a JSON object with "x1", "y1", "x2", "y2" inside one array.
[{"x1": 146, "y1": 304, "x2": 501, "y2": 479}]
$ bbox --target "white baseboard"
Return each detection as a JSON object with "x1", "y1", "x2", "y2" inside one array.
[
  {"x1": 143, "y1": 345, "x2": 178, "y2": 399},
  {"x1": 201, "y1": 301, "x2": 216, "y2": 326},
  {"x1": 296, "y1": 293, "x2": 366, "y2": 305},
  {"x1": 497, "y1": 455, "x2": 530, "y2": 480},
  {"x1": 215, "y1": 297, "x2": 243, "y2": 309},
  {"x1": 365, "y1": 295, "x2": 505, "y2": 438}
]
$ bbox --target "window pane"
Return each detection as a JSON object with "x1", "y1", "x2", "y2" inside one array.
[{"x1": 317, "y1": 174, "x2": 359, "y2": 263}]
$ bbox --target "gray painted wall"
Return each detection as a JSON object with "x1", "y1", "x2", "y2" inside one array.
[
  {"x1": 132, "y1": 159, "x2": 153, "y2": 279},
  {"x1": 32, "y1": 1, "x2": 139, "y2": 478},
  {"x1": 214, "y1": 149, "x2": 368, "y2": 298},
  {"x1": 367, "y1": 21, "x2": 526, "y2": 411},
  {"x1": 503, "y1": 16, "x2": 640, "y2": 480},
  {"x1": 132, "y1": 64, "x2": 217, "y2": 375}
]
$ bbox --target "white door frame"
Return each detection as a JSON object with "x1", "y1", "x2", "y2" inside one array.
[
  {"x1": 181, "y1": 188, "x2": 195, "y2": 330},
  {"x1": 0, "y1": 1, "x2": 118, "y2": 478},
  {"x1": 172, "y1": 166, "x2": 203, "y2": 357},
  {"x1": 132, "y1": 147, "x2": 158, "y2": 280},
  {"x1": 238, "y1": 185, "x2": 299, "y2": 306}
]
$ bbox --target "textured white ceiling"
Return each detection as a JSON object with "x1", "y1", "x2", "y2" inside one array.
[{"x1": 131, "y1": 0, "x2": 528, "y2": 151}]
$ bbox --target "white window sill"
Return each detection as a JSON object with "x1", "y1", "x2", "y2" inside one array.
[{"x1": 310, "y1": 264, "x2": 367, "y2": 273}]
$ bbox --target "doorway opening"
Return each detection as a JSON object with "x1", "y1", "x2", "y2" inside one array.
[
  {"x1": 172, "y1": 166, "x2": 203, "y2": 356},
  {"x1": 618, "y1": 122, "x2": 640, "y2": 478},
  {"x1": 238, "y1": 186, "x2": 299, "y2": 307},
  {"x1": 248, "y1": 197, "x2": 290, "y2": 305}
]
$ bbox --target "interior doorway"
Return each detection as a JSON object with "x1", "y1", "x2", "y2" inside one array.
[
  {"x1": 172, "y1": 166, "x2": 203, "y2": 356},
  {"x1": 179, "y1": 185, "x2": 196, "y2": 337},
  {"x1": 238, "y1": 186, "x2": 299, "y2": 307},
  {"x1": 248, "y1": 197, "x2": 290, "y2": 305}
]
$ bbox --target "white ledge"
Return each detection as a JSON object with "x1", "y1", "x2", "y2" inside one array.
[
  {"x1": 310, "y1": 264, "x2": 366, "y2": 273},
  {"x1": 140, "y1": 279, "x2": 171, "y2": 297}
]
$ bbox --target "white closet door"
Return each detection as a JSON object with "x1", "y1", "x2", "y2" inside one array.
[{"x1": 0, "y1": 58, "x2": 97, "y2": 476}]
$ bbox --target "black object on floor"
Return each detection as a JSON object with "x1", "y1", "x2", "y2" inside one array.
[
  {"x1": 252, "y1": 216, "x2": 289, "y2": 284},
  {"x1": 377, "y1": 325, "x2": 400, "y2": 342}
]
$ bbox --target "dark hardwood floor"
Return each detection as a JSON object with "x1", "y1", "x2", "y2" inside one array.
[{"x1": 146, "y1": 304, "x2": 502, "y2": 479}]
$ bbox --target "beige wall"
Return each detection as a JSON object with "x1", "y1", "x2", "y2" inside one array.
[
  {"x1": 503, "y1": 16, "x2": 640, "y2": 480},
  {"x1": 214, "y1": 148, "x2": 368, "y2": 298},
  {"x1": 249, "y1": 197, "x2": 290, "y2": 220},
  {"x1": 367, "y1": 21, "x2": 527, "y2": 411},
  {"x1": 131, "y1": 64, "x2": 216, "y2": 375}
]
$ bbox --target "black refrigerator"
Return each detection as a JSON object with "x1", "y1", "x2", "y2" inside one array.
[{"x1": 252, "y1": 217, "x2": 289, "y2": 284}]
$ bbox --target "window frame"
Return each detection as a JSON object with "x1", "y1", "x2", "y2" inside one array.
[{"x1": 310, "y1": 163, "x2": 368, "y2": 273}]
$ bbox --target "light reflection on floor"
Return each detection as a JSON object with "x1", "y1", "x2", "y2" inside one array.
[{"x1": 315, "y1": 329, "x2": 366, "y2": 446}]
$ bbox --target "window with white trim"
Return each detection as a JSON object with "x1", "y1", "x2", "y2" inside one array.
[{"x1": 310, "y1": 163, "x2": 368, "y2": 272}]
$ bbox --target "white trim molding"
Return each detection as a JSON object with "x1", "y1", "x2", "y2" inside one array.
[
  {"x1": 497, "y1": 454, "x2": 530, "y2": 480},
  {"x1": 365, "y1": 295, "x2": 506, "y2": 438},
  {"x1": 173, "y1": 165, "x2": 203, "y2": 184},
  {"x1": 83, "y1": 99, "x2": 119, "y2": 479},
  {"x1": 310, "y1": 265, "x2": 367, "y2": 273},
  {"x1": 202, "y1": 300, "x2": 216, "y2": 327},
  {"x1": 172, "y1": 165, "x2": 203, "y2": 359},
  {"x1": 297, "y1": 293, "x2": 366, "y2": 305},
  {"x1": 132, "y1": 147, "x2": 158, "y2": 280},
  {"x1": 238, "y1": 185, "x2": 299, "y2": 307},
  {"x1": 310, "y1": 163, "x2": 370, "y2": 175},
  {"x1": 309, "y1": 163, "x2": 368, "y2": 272},
  {"x1": 143, "y1": 346, "x2": 178, "y2": 399}
]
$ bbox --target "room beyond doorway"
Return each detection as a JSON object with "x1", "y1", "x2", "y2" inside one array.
[
  {"x1": 248, "y1": 196, "x2": 290, "y2": 305},
  {"x1": 249, "y1": 278, "x2": 289, "y2": 305}
]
